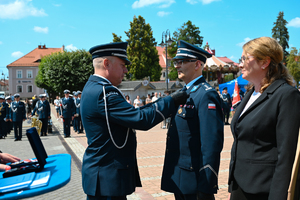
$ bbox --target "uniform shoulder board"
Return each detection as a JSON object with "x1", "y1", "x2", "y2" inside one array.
[
  {"x1": 190, "y1": 85, "x2": 200, "y2": 93},
  {"x1": 98, "y1": 81, "x2": 111, "y2": 86},
  {"x1": 201, "y1": 83, "x2": 213, "y2": 91}
]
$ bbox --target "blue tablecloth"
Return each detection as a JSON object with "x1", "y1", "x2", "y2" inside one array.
[{"x1": 0, "y1": 154, "x2": 71, "y2": 199}]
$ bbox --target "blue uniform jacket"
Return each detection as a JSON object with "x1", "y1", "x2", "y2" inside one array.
[
  {"x1": 59, "y1": 97, "x2": 75, "y2": 118},
  {"x1": 161, "y1": 76, "x2": 224, "y2": 194},
  {"x1": 10, "y1": 101, "x2": 26, "y2": 122},
  {"x1": 75, "y1": 98, "x2": 81, "y2": 115},
  {"x1": 81, "y1": 75, "x2": 176, "y2": 196},
  {"x1": 0, "y1": 102, "x2": 10, "y2": 120},
  {"x1": 32, "y1": 100, "x2": 51, "y2": 119}
]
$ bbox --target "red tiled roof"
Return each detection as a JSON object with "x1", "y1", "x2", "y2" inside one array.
[
  {"x1": 218, "y1": 56, "x2": 234, "y2": 64},
  {"x1": 7, "y1": 45, "x2": 64, "y2": 67},
  {"x1": 156, "y1": 46, "x2": 166, "y2": 69}
]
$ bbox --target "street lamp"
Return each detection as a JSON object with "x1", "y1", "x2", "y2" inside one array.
[
  {"x1": 159, "y1": 29, "x2": 174, "y2": 92},
  {"x1": 1, "y1": 72, "x2": 5, "y2": 96}
]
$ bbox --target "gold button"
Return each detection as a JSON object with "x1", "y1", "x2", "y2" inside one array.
[
  {"x1": 190, "y1": 167, "x2": 193, "y2": 170},
  {"x1": 183, "y1": 114, "x2": 185, "y2": 116}
]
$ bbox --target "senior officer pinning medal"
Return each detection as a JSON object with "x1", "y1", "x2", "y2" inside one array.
[
  {"x1": 11, "y1": 94, "x2": 26, "y2": 141},
  {"x1": 59, "y1": 90, "x2": 75, "y2": 138},
  {"x1": 161, "y1": 40, "x2": 224, "y2": 200},
  {"x1": 80, "y1": 42, "x2": 188, "y2": 200},
  {"x1": 30, "y1": 94, "x2": 51, "y2": 136}
]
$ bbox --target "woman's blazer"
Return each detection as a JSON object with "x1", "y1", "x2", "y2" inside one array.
[{"x1": 228, "y1": 79, "x2": 300, "y2": 200}]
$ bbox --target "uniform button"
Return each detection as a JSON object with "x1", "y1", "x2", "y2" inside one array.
[
  {"x1": 127, "y1": 165, "x2": 129, "y2": 168},
  {"x1": 190, "y1": 167, "x2": 193, "y2": 170},
  {"x1": 183, "y1": 114, "x2": 185, "y2": 116}
]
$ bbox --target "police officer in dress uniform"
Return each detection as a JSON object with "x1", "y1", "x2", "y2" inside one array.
[
  {"x1": 0, "y1": 95, "x2": 10, "y2": 139},
  {"x1": 11, "y1": 93, "x2": 26, "y2": 141},
  {"x1": 161, "y1": 40, "x2": 224, "y2": 200},
  {"x1": 221, "y1": 87, "x2": 232, "y2": 125},
  {"x1": 5, "y1": 96, "x2": 13, "y2": 135},
  {"x1": 75, "y1": 91, "x2": 83, "y2": 133},
  {"x1": 81, "y1": 42, "x2": 188, "y2": 200},
  {"x1": 59, "y1": 90, "x2": 75, "y2": 138},
  {"x1": 73, "y1": 92, "x2": 79, "y2": 132},
  {"x1": 31, "y1": 94, "x2": 51, "y2": 136}
]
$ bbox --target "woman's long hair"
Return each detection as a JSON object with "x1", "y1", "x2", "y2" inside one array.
[{"x1": 243, "y1": 37, "x2": 294, "y2": 93}]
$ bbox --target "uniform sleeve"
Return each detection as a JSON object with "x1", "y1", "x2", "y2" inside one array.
[
  {"x1": 22, "y1": 103, "x2": 26, "y2": 119},
  {"x1": 198, "y1": 90, "x2": 224, "y2": 194},
  {"x1": 269, "y1": 88, "x2": 300, "y2": 199},
  {"x1": 99, "y1": 87, "x2": 175, "y2": 130},
  {"x1": 47, "y1": 102, "x2": 51, "y2": 117},
  {"x1": 71, "y1": 99, "x2": 75, "y2": 115}
]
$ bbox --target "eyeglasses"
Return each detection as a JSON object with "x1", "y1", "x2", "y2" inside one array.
[
  {"x1": 241, "y1": 55, "x2": 254, "y2": 63},
  {"x1": 173, "y1": 60, "x2": 198, "y2": 66}
]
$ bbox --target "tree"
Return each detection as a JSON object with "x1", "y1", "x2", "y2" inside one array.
[
  {"x1": 35, "y1": 50, "x2": 93, "y2": 96},
  {"x1": 272, "y1": 11, "x2": 289, "y2": 63},
  {"x1": 167, "y1": 20, "x2": 204, "y2": 80},
  {"x1": 124, "y1": 15, "x2": 161, "y2": 81},
  {"x1": 286, "y1": 47, "x2": 300, "y2": 84},
  {"x1": 112, "y1": 33, "x2": 123, "y2": 42}
]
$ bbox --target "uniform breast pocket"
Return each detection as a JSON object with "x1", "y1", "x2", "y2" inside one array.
[{"x1": 177, "y1": 105, "x2": 195, "y2": 119}]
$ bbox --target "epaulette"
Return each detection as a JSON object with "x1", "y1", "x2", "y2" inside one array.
[
  {"x1": 98, "y1": 81, "x2": 111, "y2": 86},
  {"x1": 201, "y1": 82, "x2": 213, "y2": 91}
]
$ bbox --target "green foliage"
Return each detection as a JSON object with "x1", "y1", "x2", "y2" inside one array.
[
  {"x1": 272, "y1": 11, "x2": 289, "y2": 63},
  {"x1": 286, "y1": 47, "x2": 300, "y2": 84},
  {"x1": 124, "y1": 15, "x2": 161, "y2": 81},
  {"x1": 112, "y1": 33, "x2": 123, "y2": 42},
  {"x1": 167, "y1": 20, "x2": 204, "y2": 80},
  {"x1": 35, "y1": 50, "x2": 93, "y2": 96},
  {"x1": 224, "y1": 73, "x2": 234, "y2": 83}
]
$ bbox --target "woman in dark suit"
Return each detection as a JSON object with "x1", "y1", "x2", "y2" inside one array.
[{"x1": 228, "y1": 37, "x2": 300, "y2": 200}]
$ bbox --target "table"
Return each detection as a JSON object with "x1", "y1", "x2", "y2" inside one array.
[{"x1": 0, "y1": 154, "x2": 71, "y2": 199}]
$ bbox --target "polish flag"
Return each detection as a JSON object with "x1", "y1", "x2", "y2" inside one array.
[
  {"x1": 232, "y1": 80, "x2": 241, "y2": 107},
  {"x1": 208, "y1": 103, "x2": 216, "y2": 109}
]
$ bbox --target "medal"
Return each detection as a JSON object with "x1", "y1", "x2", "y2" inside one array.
[{"x1": 178, "y1": 108, "x2": 182, "y2": 114}]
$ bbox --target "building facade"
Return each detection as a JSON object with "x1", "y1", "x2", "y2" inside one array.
[{"x1": 7, "y1": 45, "x2": 64, "y2": 99}]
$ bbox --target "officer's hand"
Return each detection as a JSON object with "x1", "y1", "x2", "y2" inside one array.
[
  {"x1": 23, "y1": 119, "x2": 25, "y2": 121},
  {"x1": 170, "y1": 91, "x2": 189, "y2": 106},
  {"x1": 72, "y1": 116, "x2": 74, "y2": 121},
  {"x1": 0, "y1": 153, "x2": 20, "y2": 164},
  {"x1": 60, "y1": 115, "x2": 63, "y2": 118},
  {"x1": 48, "y1": 116, "x2": 51, "y2": 119},
  {"x1": 5, "y1": 119, "x2": 8, "y2": 122}
]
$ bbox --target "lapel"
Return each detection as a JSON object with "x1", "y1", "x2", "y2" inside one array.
[{"x1": 232, "y1": 79, "x2": 286, "y2": 131}]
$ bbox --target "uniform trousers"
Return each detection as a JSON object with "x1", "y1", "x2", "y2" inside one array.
[
  {"x1": 77, "y1": 115, "x2": 83, "y2": 132},
  {"x1": 6, "y1": 121, "x2": 12, "y2": 135},
  {"x1": 40, "y1": 118, "x2": 48, "y2": 136},
  {"x1": 63, "y1": 118, "x2": 71, "y2": 137},
  {"x1": 174, "y1": 192, "x2": 215, "y2": 200},
  {"x1": 0, "y1": 120, "x2": 6, "y2": 138},
  {"x1": 13, "y1": 121, "x2": 23, "y2": 140}
]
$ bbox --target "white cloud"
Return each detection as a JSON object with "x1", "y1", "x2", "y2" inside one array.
[
  {"x1": 288, "y1": 17, "x2": 300, "y2": 28},
  {"x1": 0, "y1": 0, "x2": 47, "y2": 19},
  {"x1": 0, "y1": 41, "x2": 2, "y2": 45},
  {"x1": 237, "y1": 37, "x2": 251, "y2": 47},
  {"x1": 186, "y1": 0, "x2": 221, "y2": 5},
  {"x1": 230, "y1": 56, "x2": 235, "y2": 60},
  {"x1": 12, "y1": 51, "x2": 24, "y2": 58},
  {"x1": 33, "y1": 26, "x2": 48, "y2": 34},
  {"x1": 53, "y1": 4, "x2": 61, "y2": 7},
  {"x1": 157, "y1": 11, "x2": 172, "y2": 17},
  {"x1": 66, "y1": 44, "x2": 78, "y2": 51},
  {"x1": 132, "y1": 0, "x2": 175, "y2": 9}
]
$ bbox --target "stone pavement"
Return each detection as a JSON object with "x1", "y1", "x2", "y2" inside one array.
[{"x1": 0, "y1": 104, "x2": 233, "y2": 200}]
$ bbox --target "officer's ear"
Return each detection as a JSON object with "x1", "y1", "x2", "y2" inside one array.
[
  {"x1": 194, "y1": 60, "x2": 203, "y2": 71},
  {"x1": 103, "y1": 58, "x2": 110, "y2": 69}
]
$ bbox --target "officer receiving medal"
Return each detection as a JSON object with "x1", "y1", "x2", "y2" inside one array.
[
  {"x1": 161, "y1": 40, "x2": 224, "y2": 200},
  {"x1": 81, "y1": 42, "x2": 188, "y2": 200}
]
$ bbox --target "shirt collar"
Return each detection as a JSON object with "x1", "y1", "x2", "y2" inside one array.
[
  {"x1": 185, "y1": 75, "x2": 203, "y2": 89},
  {"x1": 93, "y1": 74, "x2": 112, "y2": 84}
]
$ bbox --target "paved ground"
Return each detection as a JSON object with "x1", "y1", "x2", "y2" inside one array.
[{"x1": 0, "y1": 104, "x2": 233, "y2": 200}]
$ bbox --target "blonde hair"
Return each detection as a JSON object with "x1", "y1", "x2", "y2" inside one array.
[{"x1": 243, "y1": 37, "x2": 294, "y2": 92}]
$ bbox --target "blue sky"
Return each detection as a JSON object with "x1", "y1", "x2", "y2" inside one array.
[{"x1": 1, "y1": 0, "x2": 300, "y2": 78}]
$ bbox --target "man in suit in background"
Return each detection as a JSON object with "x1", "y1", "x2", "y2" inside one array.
[
  {"x1": 221, "y1": 87, "x2": 232, "y2": 125},
  {"x1": 161, "y1": 40, "x2": 224, "y2": 200}
]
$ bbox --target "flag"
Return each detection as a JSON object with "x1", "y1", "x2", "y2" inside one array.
[{"x1": 232, "y1": 80, "x2": 241, "y2": 107}]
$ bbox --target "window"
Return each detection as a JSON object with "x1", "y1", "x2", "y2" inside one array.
[
  {"x1": 27, "y1": 70, "x2": 33, "y2": 78},
  {"x1": 162, "y1": 72, "x2": 166, "y2": 78},
  {"x1": 17, "y1": 85, "x2": 22, "y2": 93},
  {"x1": 28, "y1": 85, "x2": 33, "y2": 93},
  {"x1": 17, "y1": 70, "x2": 22, "y2": 78}
]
